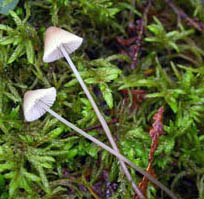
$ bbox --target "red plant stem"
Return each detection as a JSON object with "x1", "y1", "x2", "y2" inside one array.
[
  {"x1": 135, "y1": 106, "x2": 165, "y2": 198},
  {"x1": 131, "y1": 0, "x2": 152, "y2": 69},
  {"x1": 164, "y1": 0, "x2": 204, "y2": 31}
]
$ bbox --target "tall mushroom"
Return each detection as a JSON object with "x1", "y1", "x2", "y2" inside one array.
[
  {"x1": 42, "y1": 26, "x2": 142, "y2": 197},
  {"x1": 23, "y1": 87, "x2": 177, "y2": 199}
]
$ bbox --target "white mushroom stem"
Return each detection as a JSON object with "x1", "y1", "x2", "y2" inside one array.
[
  {"x1": 39, "y1": 100, "x2": 177, "y2": 199},
  {"x1": 59, "y1": 45, "x2": 143, "y2": 198}
]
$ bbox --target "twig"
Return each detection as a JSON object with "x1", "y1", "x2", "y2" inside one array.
[
  {"x1": 130, "y1": 0, "x2": 152, "y2": 69},
  {"x1": 135, "y1": 106, "x2": 165, "y2": 198},
  {"x1": 116, "y1": 0, "x2": 151, "y2": 70},
  {"x1": 164, "y1": 0, "x2": 204, "y2": 31}
]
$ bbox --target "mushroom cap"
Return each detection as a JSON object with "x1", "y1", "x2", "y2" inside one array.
[
  {"x1": 23, "y1": 87, "x2": 56, "y2": 122},
  {"x1": 43, "y1": 26, "x2": 83, "y2": 63}
]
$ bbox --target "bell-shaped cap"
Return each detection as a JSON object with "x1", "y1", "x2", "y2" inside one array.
[
  {"x1": 23, "y1": 87, "x2": 56, "y2": 122},
  {"x1": 43, "y1": 26, "x2": 83, "y2": 63}
]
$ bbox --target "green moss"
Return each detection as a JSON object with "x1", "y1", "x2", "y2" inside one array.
[{"x1": 0, "y1": 0, "x2": 204, "y2": 198}]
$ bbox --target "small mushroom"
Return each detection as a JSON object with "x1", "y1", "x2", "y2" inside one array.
[
  {"x1": 43, "y1": 27, "x2": 83, "y2": 63},
  {"x1": 23, "y1": 87, "x2": 56, "y2": 122},
  {"x1": 42, "y1": 27, "x2": 143, "y2": 198},
  {"x1": 23, "y1": 87, "x2": 177, "y2": 199}
]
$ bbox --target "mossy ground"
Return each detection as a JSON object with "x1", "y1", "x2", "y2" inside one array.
[{"x1": 0, "y1": 0, "x2": 204, "y2": 198}]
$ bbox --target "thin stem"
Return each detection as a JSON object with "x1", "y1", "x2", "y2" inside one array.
[
  {"x1": 59, "y1": 45, "x2": 143, "y2": 198},
  {"x1": 40, "y1": 102, "x2": 177, "y2": 199}
]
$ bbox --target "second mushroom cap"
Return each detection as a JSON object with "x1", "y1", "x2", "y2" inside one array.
[{"x1": 23, "y1": 87, "x2": 56, "y2": 122}]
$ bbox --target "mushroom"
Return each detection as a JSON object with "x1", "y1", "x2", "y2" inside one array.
[
  {"x1": 23, "y1": 87, "x2": 56, "y2": 122},
  {"x1": 23, "y1": 87, "x2": 177, "y2": 199},
  {"x1": 42, "y1": 26, "x2": 143, "y2": 197}
]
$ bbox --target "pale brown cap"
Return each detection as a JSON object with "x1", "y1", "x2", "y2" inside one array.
[
  {"x1": 43, "y1": 26, "x2": 83, "y2": 63},
  {"x1": 23, "y1": 87, "x2": 56, "y2": 122}
]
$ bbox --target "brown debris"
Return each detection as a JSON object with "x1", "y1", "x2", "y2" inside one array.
[
  {"x1": 121, "y1": 89, "x2": 146, "y2": 114},
  {"x1": 116, "y1": 36, "x2": 137, "y2": 46},
  {"x1": 135, "y1": 106, "x2": 165, "y2": 199}
]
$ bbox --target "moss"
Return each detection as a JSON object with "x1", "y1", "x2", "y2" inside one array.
[{"x1": 0, "y1": 0, "x2": 204, "y2": 198}]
